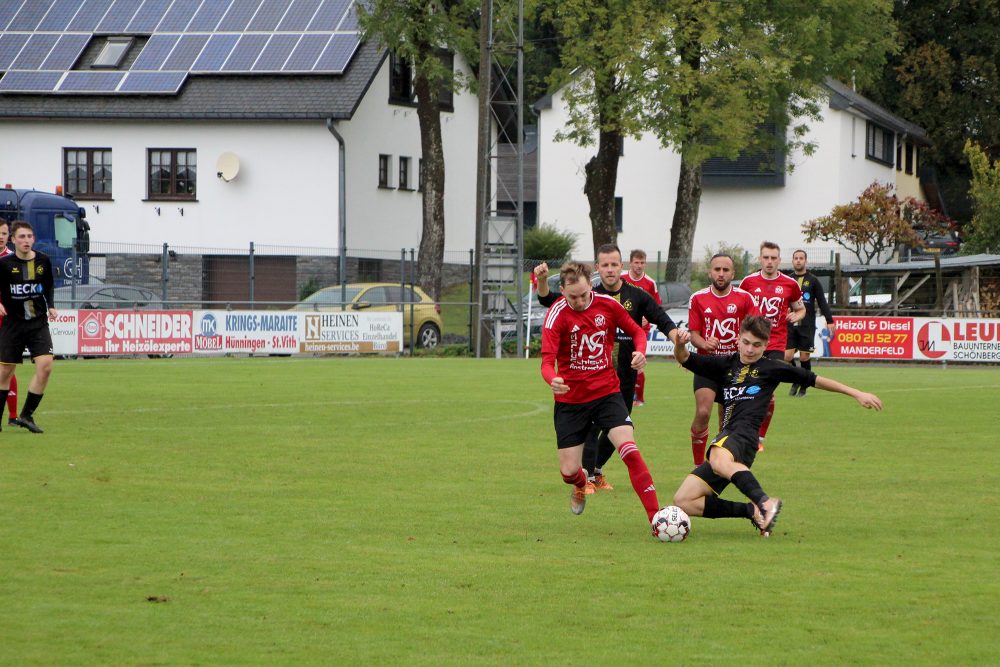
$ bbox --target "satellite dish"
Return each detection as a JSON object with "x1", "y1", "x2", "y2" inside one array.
[{"x1": 216, "y1": 152, "x2": 241, "y2": 182}]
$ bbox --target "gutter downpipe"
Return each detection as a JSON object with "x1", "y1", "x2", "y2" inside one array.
[{"x1": 326, "y1": 118, "x2": 348, "y2": 305}]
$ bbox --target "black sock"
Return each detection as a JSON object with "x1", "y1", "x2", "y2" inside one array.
[
  {"x1": 801, "y1": 360, "x2": 812, "y2": 372},
  {"x1": 22, "y1": 391, "x2": 42, "y2": 418},
  {"x1": 703, "y1": 495, "x2": 755, "y2": 519},
  {"x1": 731, "y1": 470, "x2": 769, "y2": 507}
]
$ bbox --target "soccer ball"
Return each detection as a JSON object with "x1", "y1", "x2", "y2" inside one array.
[{"x1": 651, "y1": 505, "x2": 691, "y2": 543}]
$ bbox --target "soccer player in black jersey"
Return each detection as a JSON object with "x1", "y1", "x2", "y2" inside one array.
[
  {"x1": 0, "y1": 221, "x2": 57, "y2": 433},
  {"x1": 534, "y1": 245, "x2": 680, "y2": 492},
  {"x1": 672, "y1": 316, "x2": 882, "y2": 536},
  {"x1": 784, "y1": 250, "x2": 837, "y2": 397}
]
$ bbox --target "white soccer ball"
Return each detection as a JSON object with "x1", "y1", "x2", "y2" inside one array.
[{"x1": 651, "y1": 505, "x2": 691, "y2": 543}]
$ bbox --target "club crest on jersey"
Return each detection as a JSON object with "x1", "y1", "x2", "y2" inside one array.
[
  {"x1": 623, "y1": 299, "x2": 633, "y2": 311},
  {"x1": 595, "y1": 315, "x2": 606, "y2": 328},
  {"x1": 726, "y1": 304, "x2": 737, "y2": 313},
  {"x1": 776, "y1": 286, "x2": 783, "y2": 294}
]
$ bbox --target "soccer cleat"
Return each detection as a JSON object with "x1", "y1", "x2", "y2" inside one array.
[
  {"x1": 788, "y1": 384, "x2": 799, "y2": 397},
  {"x1": 750, "y1": 503, "x2": 767, "y2": 534},
  {"x1": 7, "y1": 418, "x2": 16, "y2": 426},
  {"x1": 797, "y1": 386, "x2": 808, "y2": 397},
  {"x1": 633, "y1": 399, "x2": 645, "y2": 407},
  {"x1": 570, "y1": 486, "x2": 587, "y2": 515},
  {"x1": 593, "y1": 474, "x2": 614, "y2": 491},
  {"x1": 584, "y1": 479, "x2": 596, "y2": 495},
  {"x1": 758, "y1": 498, "x2": 783, "y2": 536},
  {"x1": 14, "y1": 416, "x2": 43, "y2": 434},
  {"x1": 757, "y1": 440, "x2": 765, "y2": 452}
]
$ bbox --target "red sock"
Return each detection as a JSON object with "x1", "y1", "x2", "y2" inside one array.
[
  {"x1": 561, "y1": 468, "x2": 587, "y2": 488},
  {"x1": 618, "y1": 441, "x2": 659, "y2": 522},
  {"x1": 758, "y1": 396, "x2": 775, "y2": 440},
  {"x1": 691, "y1": 428, "x2": 709, "y2": 465},
  {"x1": 634, "y1": 373, "x2": 646, "y2": 402},
  {"x1": 6, "y1": 374, "x2": 16, "y2": 420}
]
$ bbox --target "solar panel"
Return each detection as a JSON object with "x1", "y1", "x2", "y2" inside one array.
[
  {"x1": 10, "y1": 33, "x2": 59, "y2": 70},
  {"x1": 217, "y1": 0, "x2": 263, "y2": 32},
  {"x1": 281, "y1": 32, "x2": 328, "y2": 71},
  {"x1": 0, "y1": 70, "x2": 63, "y2": 93},
  {"x1": 307, "y1": 0, "x2": 349, "y2": 32},
  {"x1": 67, "y1": 0, "x2": 115, "y2": 32},
  {"x1": 247, "y1": 0, "x2": 289, "y2": 32},
  {"x1": 186, "y1": 1, "x2": 230, "y2": 32},
  {"x1": 39, "y1": 33, "x2": 90, "y2": 70},
  {"x1": 0, "y1": 3, "x2": 23, "y2": 32},
  {"x1": 125, "y1": 0, "x2": 171, "y2": 33},
  {"x1": 313, "y1": 32, "x2": 358, "y2": 73},
  {"x1": 222, "y1": 33, "x2": 269, "y2": 71},
  {"x1": 59, "y1": 70, "x2": 125, "y2": 92},
  {"x1": 190, "y1": 33, "x2": 240, "y2": 72},
  {"x1": 0, "y1": 33, "x2": 31, "y2": 71},
  {"x1": 157, "y1": 0, "x2": 200, "y2": 32},
  {"x1": 162, "y1": 34, "x2": 209, "y2": 70},
  {"x1": 130, "y1": 33, "x2": 179, "y2": 70},
  {"x1": 337, "y1": 0, "x2": 358, "y2": 31},
  {"x1": 8, "y1": 1, "x2": 50, "y2": 31},
  {"x1": 252, "y1": 33, "x2": 298, "y2": 71},
  {"x1": 119, "y1": 70, "x2": 186, "y2": 93},
  {"x1": 277, "y1": 0, "x2": 322, "y2": 31},
  {"x1": 37, "y1": 0, "x2": 83, "y2": 31},
  {"x1": 96, "y1": 0, "x2": 144, "y2": 33}
]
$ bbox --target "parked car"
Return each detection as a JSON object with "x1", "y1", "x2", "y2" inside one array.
[
  {"x1": 657, "y1": 281, "x2": 694, "y2": 308},
  {"x1": 53, "y1": 284, "x2": 162, "y2": 310},
  {"x1": 293, "y1": 283, "x2": 443, "y2": 348},
  {"x1": 899, "y1": 231, "x2": 961, "y2": 259}
]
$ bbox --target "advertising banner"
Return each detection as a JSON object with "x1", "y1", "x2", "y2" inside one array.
[
  {"x1": 193, "y1": 311, "x2": 299, "y2": 355},
  {"x1": 912, "y1": 318, "x2": 1000, "y2": 362},
  {"x1": 77, "y1": 310, "x2": 194, "y2": 355},
  {"x1": 826, "y1": 316, "x2": 913, "y2": 359},
  {"x1": 298, "y1": 312, "x2": 403, "y2": 353},
  {"x1": 50, "y1": 311, "x2": 78, "y2": 356}
]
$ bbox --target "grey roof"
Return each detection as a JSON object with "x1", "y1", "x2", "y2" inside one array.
[
  {"x1": 824, "y1": 78, "x2": 931, "y2": 146},
  {"x1": 813, "y1": 254, "x2": 1000, "y2": 275},
  {"x1": 0, "y1": 41, "x2": 385, "y2": 121}
]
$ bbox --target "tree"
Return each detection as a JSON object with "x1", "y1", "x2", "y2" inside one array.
[
  {"x1": 543, "y1": 1, "x2": 659, "y2": 256},
  {"x1": 643, "y1": 0, "x2": 898, "y2": 282},
  {"x1": 863, "y1": 1, "x2": 1000, "y2": 225},
  {"x1": 545, "y1": 1, "x2": 897, "y2": 280},
  {"x1": 962, "y1": 140, "x2": 1000, "y2": 254},
  {"x1": 802, "y1": 182, "x2": 953, "y2": 265},
  {"x1": 358, "y1": 1, "x2": 477, "y2": 300}
]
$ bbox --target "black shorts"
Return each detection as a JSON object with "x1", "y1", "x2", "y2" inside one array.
[
  {"x1": 0, "y1": 317, "x2": 53, "y2": 364},
  {"x1": 786, "y1": 325, "x2": 816, "y2": 353},
  {"x1": 692, "y1": 373, "x2": 723, "y2": 405},
  {"x1": 691, "y1": 428, "x2": 759, "y2": 495},
  {"x1": 763, "y1": 349, "x2": 785, "y2": 361},
  {"x1": 553, "y1": 392, "x2": 633, "y2": 449}
]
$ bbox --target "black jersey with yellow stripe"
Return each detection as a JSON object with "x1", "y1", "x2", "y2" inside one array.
[{"x1": 0, "y1": 251, "x2": 55, "y2": 322}]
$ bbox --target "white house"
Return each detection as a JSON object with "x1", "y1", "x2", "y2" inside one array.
[
  {"x1": 535, "y1": 78, "x2": 935, "y2": 265},
  {"x1": 0, "y1": 0, "x2": 479, "y2": 258}
]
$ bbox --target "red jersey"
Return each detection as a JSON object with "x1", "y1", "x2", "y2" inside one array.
[
  {"x1": 687, "y1": 286, "x2": 759, "y2": 356},
  {"x1": 738, "y1": 271, "x2": 803, "y2": 351},
  {"x1": 541, "y1": 292, "x2": 647, "y2": 404},
  {"x1": 621, "y1": 272, "x2": 661, "y2": 304}
]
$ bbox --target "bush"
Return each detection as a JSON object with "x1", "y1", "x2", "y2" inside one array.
[
  {"x1": 691, "y1": 242, "x2": 756, "y2": 289},
  {"x1": 524, "y1": 223, "x2": 577, "y2": 261}
]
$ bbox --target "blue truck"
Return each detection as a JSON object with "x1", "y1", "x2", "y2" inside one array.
[{"x1": 0, "y1": 188, "x2": 90, "y2": 286}]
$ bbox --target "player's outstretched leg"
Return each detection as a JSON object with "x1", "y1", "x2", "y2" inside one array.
[
  {"x1": 757, "y1": 396, "x2": 775, "y2": 451},
  {"x1": 612, "y1": 436, "x2": 659, "y2": 522}
]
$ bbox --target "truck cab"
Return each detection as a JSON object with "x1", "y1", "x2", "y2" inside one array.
[{"x1": 0, "y1": 188, "x2": 90, "y2": 286}]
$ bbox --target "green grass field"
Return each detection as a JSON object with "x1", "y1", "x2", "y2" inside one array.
[{"x1": 1, "y1": 357, "x2": 997, "y2": 665}]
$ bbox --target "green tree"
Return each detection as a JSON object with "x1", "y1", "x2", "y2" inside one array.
[
  {"x1": 523, "y1": 223, "x2": 577, "y2": 261},
  {"x1": 358, "y1": 1, "x2": 478, "y2": 300},
  {"x1": 803, "y1": 182, "x2": 952, "y2": 265},
  {"x1": 863, "y1": 1, "x2": 1000, "y2": 225},
  {"x1": 546, "y1": 1, "x2": 897, "y2": 281},
  {"x1": 963, "y1": 140, "x2": 1000, "y2": 254}
]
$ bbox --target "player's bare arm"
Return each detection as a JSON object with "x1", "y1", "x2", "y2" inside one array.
[
  {"x1": 787, "y1": 299, "x2": 806, "y2": 323},
  {"x1": 814, "y1": 376, "x2": 883, "y2": 410},
  {"x1": 534, "y1": 263, "x2": 551, "y2": 297},
  {"x1": 673, "y1": 330, "x2": 692, "y2": 364}
]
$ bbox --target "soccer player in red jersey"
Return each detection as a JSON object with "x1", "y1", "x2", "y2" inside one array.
[
  {"x1": 620, "y1": 248, "x2": 660, "y2": 406},
  {"x1": 739, "y1": 241, "x2": 805, "y2": 451},
  {"x1": 686, "y1": 254, "x2": 759, "y2": 465},
  {"x1": 541, "y1": 261, "x2": 661, "y2": 527},
  {"x1": 0, "y1": 220, "x2": 19, "y2": 428}
]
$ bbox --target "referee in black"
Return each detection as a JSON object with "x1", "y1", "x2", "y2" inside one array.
[
  {"x1": 534, "y1": 244, "x2": 679, "y2": 490},
  {"x1": 0, "y1": 221, "x2": 57, "y2": 433},
  {"x1": 783, "y1": 249, "x2": 837, "y2": 397}
]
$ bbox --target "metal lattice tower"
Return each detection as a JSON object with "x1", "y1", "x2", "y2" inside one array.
[{"x1": 474, "y1": 0, "x2": 525, "y2": 358}]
